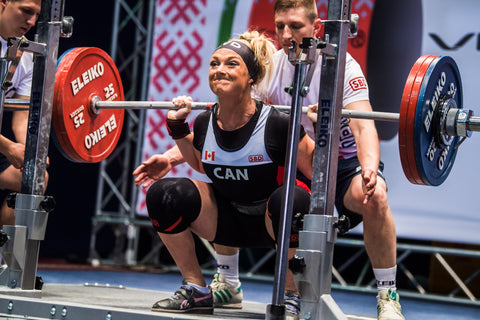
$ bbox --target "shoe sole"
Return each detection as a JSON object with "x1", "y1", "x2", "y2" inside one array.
[
  {"x1": 213, "y1": 302, "x2": 243, "y2": 309},
  {"x1": 151, "y1": 307, "x2": 214, "y2": 314}
]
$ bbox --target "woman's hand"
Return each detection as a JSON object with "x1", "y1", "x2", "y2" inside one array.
[
  {"x1": 133, "y1": 154, "x2": 172, "y2": 188},
  {"x1": 168, "y1": 95, "x2": 193, "y2": 120}
]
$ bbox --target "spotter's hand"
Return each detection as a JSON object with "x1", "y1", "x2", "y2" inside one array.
[
  {"x1": 361, "y1": 168, "x2": 377, "y2": 204},
  {"x1": 307, "y1": 104, "x2": 318, "y2": 123}
]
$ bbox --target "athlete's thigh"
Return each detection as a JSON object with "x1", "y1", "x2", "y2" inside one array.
[
  {"x1": 190, "y1": 179, "x2": 218, "y2": 241},
  {"x1": 0, "y1": 165, "x2": 22, "y2": 191}
]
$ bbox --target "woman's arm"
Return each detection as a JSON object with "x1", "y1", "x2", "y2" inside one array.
[{"x1": 167, "y1": 96, "x2": 204, "y2": 173}]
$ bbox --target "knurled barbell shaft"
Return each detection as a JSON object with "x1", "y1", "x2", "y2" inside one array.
[
  {"x1": 93, "y1": 99, "x2": 401, "y2": 122},
  {"x1": 1, "y1": 98, "x2": 32, "y2": 111},
  {"x1": 4, "y1": 98, "x2": 30, "y2": 105}
]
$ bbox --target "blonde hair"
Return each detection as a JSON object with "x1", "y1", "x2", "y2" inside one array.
[{"x1": 234, "y1": 30, "x2": 277, "y2": 100}]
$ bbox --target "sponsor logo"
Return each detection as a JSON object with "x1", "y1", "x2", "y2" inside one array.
[
  {"x1": 349, "y1": 77, "x2": 367, "y2": 91},
  {"x1": 429, "y1": 33, "x2": 480, "y2": 51},
  {"x1": 248, "y1": 154, "x2": 263, "y2": 162},
  {"x1": 194, "y1": 294, "x2": 212, "y2": 303}
]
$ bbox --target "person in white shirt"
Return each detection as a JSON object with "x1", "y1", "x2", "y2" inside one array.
[{"x1": 0, "y1": 0, "x2": 48, "y2": 228}]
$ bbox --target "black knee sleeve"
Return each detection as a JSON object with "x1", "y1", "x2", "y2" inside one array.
[
  {"x1": 267, "y1": 185, "x2": 310, "y2": 247},
  {"x1": 146, "y1": 178, "x2": 201, "y2": 234}
]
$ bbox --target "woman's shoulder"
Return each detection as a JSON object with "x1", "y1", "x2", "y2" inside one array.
[{"x1": 193, "y1": 107, "x2": 214, "y2": 129}]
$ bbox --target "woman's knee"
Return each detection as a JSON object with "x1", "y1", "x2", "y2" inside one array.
[
  {"x1": 146, "y1": 178, "x2": 201, "y2": 234},
  {"x1": 267, "y1": 185, "x2": 310, "y2": 247}
]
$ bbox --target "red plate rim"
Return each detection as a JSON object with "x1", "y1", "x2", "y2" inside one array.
[
  {"x1": 404, "y1": 55, "x2": 439, "y2": 185},
  {"x1": 398, "y1": 55, "x2": 438, "y2": 184}
]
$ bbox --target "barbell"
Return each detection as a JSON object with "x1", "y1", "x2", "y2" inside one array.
[{"x1": 13, "y1": 47, "x2": 479, "y2": 186}]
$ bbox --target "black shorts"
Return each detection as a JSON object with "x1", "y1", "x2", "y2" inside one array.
[
  {"x1": 213, "y1": 188, "x2": 275, "y2": 249},
  {"x1": 335, "y1": 156, "x2": 385, "y2": 229},
  {"x1": 296, "y1": 156, "x2": 386, "y2": 229}
]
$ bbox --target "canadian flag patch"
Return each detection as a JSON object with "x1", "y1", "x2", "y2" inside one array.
[{"x1": 205, "y1": 151, "x2": 215, "y2": 161}]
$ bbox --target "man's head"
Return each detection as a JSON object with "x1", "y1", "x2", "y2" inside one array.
[
  {"x1": 0, "y1": 0, "x2": 41, "y2": 39},
  {"x1": 273, "y1": 0, "x2": 321, "y2": 54}
]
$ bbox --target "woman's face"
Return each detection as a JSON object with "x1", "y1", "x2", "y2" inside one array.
[{"x1": 208, "y1": 48, "x2": 252, "y2": 97}]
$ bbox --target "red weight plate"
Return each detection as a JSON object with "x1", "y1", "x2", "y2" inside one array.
[
  {"x1": 398, "y1": 55, "x2": 437, "y2": 184},
  {"x1": 403, "y1": 55, "x2": 439, "y2": 184},
  {"x1": 398, "y1": 55, "x2": 428, "y2": 184},
  {"x1": 53, "y1": 47, "x2": 125, "y2": 163}
]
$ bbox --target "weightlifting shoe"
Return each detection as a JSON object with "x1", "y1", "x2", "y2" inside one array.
[
  {"x1": 285, "y1": 290, "x2": 301, "y2": 320},
  {"x1": 377, "y1": 289, "x2": 405, "y2": 320},
  {"x1": 210, "y1": 273, "x2": 243, "y2": 308},
  {"x1": 151, "y1": 280, "x2": 213, "y2": 314}
]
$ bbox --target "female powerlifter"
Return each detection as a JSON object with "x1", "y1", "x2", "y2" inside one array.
[{"x1": 136, "y1": 31, "x2": 315, "y2": 314}]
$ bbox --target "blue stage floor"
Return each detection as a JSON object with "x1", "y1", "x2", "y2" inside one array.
[{"x1": 36, "y1": 265, "x2": 480, "y2": 320}]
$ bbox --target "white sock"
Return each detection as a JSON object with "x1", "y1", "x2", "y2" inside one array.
[
  {"x1": 187, "y1": 282, "x2": 210, "y2": 294},
  {"x1": 373, "y1": 265, "x2": 397, "y2": 293},
  {"x1": 216, "y1": 252, "x2": 240, "y2": 287}
]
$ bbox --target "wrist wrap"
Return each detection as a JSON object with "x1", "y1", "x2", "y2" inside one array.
[{"x1": 166, "y1": 118, "x2": 190, "y2": 139}]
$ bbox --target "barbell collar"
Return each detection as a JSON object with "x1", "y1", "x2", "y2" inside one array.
[
  {"x1": 444, "y1": 107, "x2": 476, "y2": 138},
  {"x1": 458, "y1": 109, "x2": 475, "y2": 137}
]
